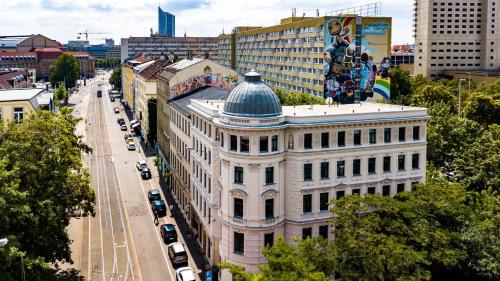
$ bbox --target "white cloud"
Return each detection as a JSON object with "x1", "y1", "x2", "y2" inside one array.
[{"x1": 0, "y1": 0, "x2": 413, "y2": 45}]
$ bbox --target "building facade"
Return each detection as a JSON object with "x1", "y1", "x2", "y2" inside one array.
[
  {"x1": 121, "y1": 56, "x2": 152, "y2": 110},
  {"x1": 158, "y1": 7, "x2": 175, "y2": 37},
  {"x1": 413, "y1": 0, "x2": 500, "y2": 78},
  {"x1": 0, "y1": 88, "x2": 55, "y2": 128},
  {"x1": 217, "y1": 16, "x2": 392, "y2": 99},
  {"x1": 120, "y1": 36, "x2": 218, "y2": 62},
  {"x1": 187, "y1": 71, "x2": 427, "y2": 280},
  {"x1": 16, "y1": 34, "x2": 62, "y2": 52}
]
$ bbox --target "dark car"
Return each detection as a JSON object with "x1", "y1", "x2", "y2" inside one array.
[
  {"x1": 110, "y1": 96, "x2": 115, "y2": 102},
  {"x1": 117, "y1": 117, "x2": 125, "y2": 125},
  {"x1": 141, "y1": 168, "x2": 151, "y2": 180},
  {"x1": 160, "y1": 224, "x2": 178, "y2": 244},
  {"x1": 148, "y1": 189, "x2": 161, "y2": 203},
  {"x1": 152, "y1": 200, "x2": 166, "y2": 216}
]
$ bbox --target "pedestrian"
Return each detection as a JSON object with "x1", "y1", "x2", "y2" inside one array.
[
  {"x1": 169, "y1": 204, "x2": 174, "y2": 217},
  {"x1": 153, "y1": 209, "x2": 159, "y2": 225}
]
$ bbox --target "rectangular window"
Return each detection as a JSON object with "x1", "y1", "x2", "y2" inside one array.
[
  {"x1": 303, "y1": 194, "x2": 312, "y2": 213},
  {"x1": 353, "y1": 130, "x2": 361, "y2": 145},
  {"x1": 320, "y1": 162, "x2": 329, "y2": 179},
  {"x1": 271, "y1": 135, "x2": 278, "y2": 151},
  {"x1": 383, "y1": 185, "x2": 391, "y2": 196},
  {"x1": 303, "y1": 163, "x2": 312, "y2": 181},
  {"x1": 398, "y1": 155, "x2": 406, "y2": 171},
  {"x1": 399, "y1": 127, "x2": 406, "y2": 142},
  {"x1": 369, "y1": 129, "x2": 376, "y2": 144},
  {"x1": 13, "y1": 107, "x2": 24, "y2": 123},
  {"x1": 240, "y1": 136, "x2": 249, "y2": 153},
  {"x1": 304, "y1": 133, "x2": 312, "y2": 149},
  {"x1": 234, "y1": 166, "x2": 244, "y2": 184},
  {"x1": 302, "y1": 227, "x2": 312, "y2": 239},
  {"x1": 234, "y1": 198, "x2": 243, "y2": 218},
  {"x1": 336, "y1": 190, "x2": 345, "y2": 199},
  {"x1": 338, "y1": 131, "x2": 345, "y2": 147},
  {"x1": 321, "y1": 132, "x2": 329, "y2": 148},
  {"x1": 384, "y1": 128, "x2": 391, "y2": 143},
  {"x1": 397, "y1": 183, "x2": 405, "y2": 193},
  {"x1": 230, "y1": 135, "x2": 237, "y2": 151},
  {"x1": 412, "y1": 154, "x2": 420, "y2": 169},
  {"x1": 265, "y1": 198, "x2": 274, "y2": 219},
  {"x1": 367, "y1": 187, "x2": 376, "y2": 194},
  {"x1": 383, "y1": 156, "x2": 391, "y2": 172},
  {"x1": 319, "y1": 225, "x2": 328, "y2": 239},
  {"x1": 368, "y1": 158, "x2": 376, "y2": 174},
  {"x1": 352, "y1": 188, "x2": 361, "y2": 195},
  {"x1": 413, "y1": 126, "x2": 420, "y2": 141},
  {"x1": 353, "y1": 159, "x2": 361, "y2": 176},
  {"x1": 260, "y1": 136, "x2": 269, "y2": 153},
  {"x1": 320, "y1": 192, "x2": 329, "y2": 211},
  {"x1": 337, "y1": 160, "x2": 345, "y2": 177},
  {"x1": 234, "y1": 232, "x2": 244, "y2": 254},
  {"x1": 220, "y1": 133, "x2": 224, "y2": 147},
  {"x1": 265, "y1": 167, "x2": 274, "y2": 185},
  {"x1": 264, "y1": 233, "x2": 274, "y2": 247}
]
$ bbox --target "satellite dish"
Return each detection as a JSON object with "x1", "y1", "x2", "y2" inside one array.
[{"x1": 325, "y1": 96, "x2": 334, "y2": 106}]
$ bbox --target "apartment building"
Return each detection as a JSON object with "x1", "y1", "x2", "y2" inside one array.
[
  {"x1": 0, "y1": 88, "x2": 55, "y2": 128},
  {"x1": 121, "y1": 56, "x2": 152, "y2": 110},
  {"x1": 217, "y1": 16, "x2": 392, "y2": 101},
  {"x1": 187, "y1": 70, "x2": 427, "y2": 280},
  {"x1": 413, "y1": 0, "x2": 500, "y2": 78},
  {"x1": 120, "y1": 36, "x2": 218, "y2": 62}
]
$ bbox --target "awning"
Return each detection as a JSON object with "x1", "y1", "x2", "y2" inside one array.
[
  {"x1": 130, "y1": 119, "x2": 138, "y2": 125},
  {"x1": 132, "y1": 123, "x2": 140, "y2": 128}
]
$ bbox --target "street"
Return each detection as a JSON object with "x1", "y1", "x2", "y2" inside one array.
[{"x1": 65, "y1": 71, "x2": 203, "y2": 281}]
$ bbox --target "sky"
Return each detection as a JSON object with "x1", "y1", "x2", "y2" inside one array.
[{"x1": 0, "y1": 0, "x2": 414, "y2": 45}]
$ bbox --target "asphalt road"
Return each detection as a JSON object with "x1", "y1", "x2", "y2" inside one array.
[{"x1": 69, "y1": 72, "x2": 202, "y2": 281}]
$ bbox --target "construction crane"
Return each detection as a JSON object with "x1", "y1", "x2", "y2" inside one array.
[{"x1": 77, "y1": 29, "x2": 109, "y2": 41}]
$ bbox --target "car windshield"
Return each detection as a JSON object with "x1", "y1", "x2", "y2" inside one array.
[
  {"x1": 154, "y1": 200, "x2": 165, "y2": 207},
  {"x1": 151, "y1": 189, "x2": 159, "y2": 195}
]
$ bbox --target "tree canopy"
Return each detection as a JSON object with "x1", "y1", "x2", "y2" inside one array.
[
  {"x1": 49, "y1": 54, "x2": 80, "y2": 89},
  {"x1": 109, "y1": 67, "x2": 122, "y2": 91},
  {"x1": 274, "y1": 88, "x2": 326, "y2": 106},
  {"x1": 0, "y1": 109, "x2": 95, "y2": 280},
  {"x1": 54, "y1": 84, "x2": 67, "y2": 105}
]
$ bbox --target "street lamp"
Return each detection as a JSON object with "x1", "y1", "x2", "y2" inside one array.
[{"x1": 458, "y1": 78, "x2": 466, "y2": 117}]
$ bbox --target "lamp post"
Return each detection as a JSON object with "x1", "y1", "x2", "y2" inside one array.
[{"x1": 458, "y1": 78, "x2": 466, "y2": 117}]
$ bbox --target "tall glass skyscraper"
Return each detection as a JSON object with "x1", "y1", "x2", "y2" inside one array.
[{"x1": 158, "y1": 7, "x2": 175, "y2": 37}]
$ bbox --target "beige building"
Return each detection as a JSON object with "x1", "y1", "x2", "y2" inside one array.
[
  {"x1": 188, "y1": 71, "x2": 428, "y2": 280},
  {"x1": 0, "y1": 88, "x2": 55, "y2": 129},
  {"x1": 122, "y1": 56, "x2": 152, "y2": 110},
  {"x1": 413, "y1": 0, "x2": 500, "y2": 78}
]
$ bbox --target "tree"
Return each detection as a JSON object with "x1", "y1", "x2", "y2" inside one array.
[
  {"x1": 109, "y1": 67, "x2": 122, "y2": 91},
  {"x1": 410, "y1": 83, "x2": 455, "y2": 109},
  {"x1": 274, "y1": 88, "x2": 325, "y2": 106},
  {"x1": 49, "y1": 54, "x2": 80, "y2": 89},
  {"x1": 219, "y1": 237, "x2": 329, "y2": 281},
  {"x1": 0, "y1": 109, "x2": 95, "y2": 280},
  {"x1": 390, "y1": 67, "x2": 413, "y2": 105},
  {"x1": 54, "y1": 84, "x2": 67, "y2": 105},
  {"x1": 463, "y1": 93, "x2": 500, "y2": 126}
]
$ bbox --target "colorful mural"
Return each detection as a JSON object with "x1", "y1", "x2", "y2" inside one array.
[
  {"x1": 169, "y1": 65, "x2": 238, "y2": 99},
  {"x1": 323, "y1": 16, "x2": 391, "y2": 103}
]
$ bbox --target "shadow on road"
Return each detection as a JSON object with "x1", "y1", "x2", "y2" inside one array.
[{"x1": 54, "y1": 268, "x2": 85, "y2": 281}]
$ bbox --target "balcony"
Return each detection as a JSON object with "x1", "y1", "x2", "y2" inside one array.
[
  {"x1": 231, "y1": 217, "x2": 247, "y2": 225},
  {"x1": 262, "y1": 216, "x2": 279, "y2": 225}
]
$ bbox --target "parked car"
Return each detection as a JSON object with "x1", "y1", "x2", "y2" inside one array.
[
  {"x1": 176, "y1": 267, "x2": 195, "y2": 281},
  {"x1": 160, "y1": 224, "x2": 178, "y2": 244},
  {"x1": 113, "y1": 107, "x2": 120, "y2": 113},
  {"x1": 168, "y1": 242, "x2": 188, "y2": 266},
  {"x1": 117, "y1": 117, "x2": 125, "y2": 125},
  {"x1": 141, "y1": 168, "x2": 151, "y2": 180},
  {"x1": 147, "y1": 188, "x2": 161, "y2": 203},
  {"x1": 152, "y1": 200, "x2": 166, "y2": 216},
  {"x1": 110, "y1": 96, "x2": 115, "y2": 102},
  {"x1": 136, "y1": 160, "x2": 147, "y2": 170},
  {"x1": 120, "y1": 124, "x2": 127, "y2": 131},
  {"x1": 127, "y1": 143, "x2": 136, "y2": 151}
]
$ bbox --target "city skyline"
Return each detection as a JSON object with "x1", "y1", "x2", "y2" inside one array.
[{"x1": 1, "y1": 0, "x2": 414, "y2": 45}]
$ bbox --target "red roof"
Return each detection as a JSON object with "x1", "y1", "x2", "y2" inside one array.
[
  {"x1": 0, "y1": 51, "x2": 36, "y2": 57},
  {"x1": 138, "y1": 60, "x2": 172, "y2": 80},
  {"x1": 34, "y1": 47, "x2": 63, "y2": 53}
]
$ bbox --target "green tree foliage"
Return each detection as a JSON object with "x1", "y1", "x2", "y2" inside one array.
[
  {"x1": 274, "y1": 88, "x2": 325, "y2": 106},
  {"x1": 463, "y1": 93, "x2": 500, "y2": 125},
  {"x1": 219, "y1": 237, "x2": 329, "y2": 281},
  {"x1": 54, "y1": 84, "x2": 67, "y2": 105},
  {"x1": 0, "y1": 109, "x2": 95, "y2": 280},
  {"x1": 389, "y1": 68, "x2": 413, "y2": 105},
  {"x1": 95, "y1": 58, "x2": 120, "y2": 69},
  {"x1": 410, "y1": 83, "x2": 455, "y2": 110},
  {"x1": 109, "y1": 67, "x2": 122, "y2": 91},
  {"x1": 49, "y1": 54, "x2": 80, "y2": 89}
]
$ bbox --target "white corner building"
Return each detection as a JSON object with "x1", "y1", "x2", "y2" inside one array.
[{"x1": 187, "y1": 70, "x2": 428, "y2": 280}]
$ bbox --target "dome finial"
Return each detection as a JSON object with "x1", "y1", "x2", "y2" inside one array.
[{"x1": 244, "y1": 69, "x2": 261, "y2": 82}]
